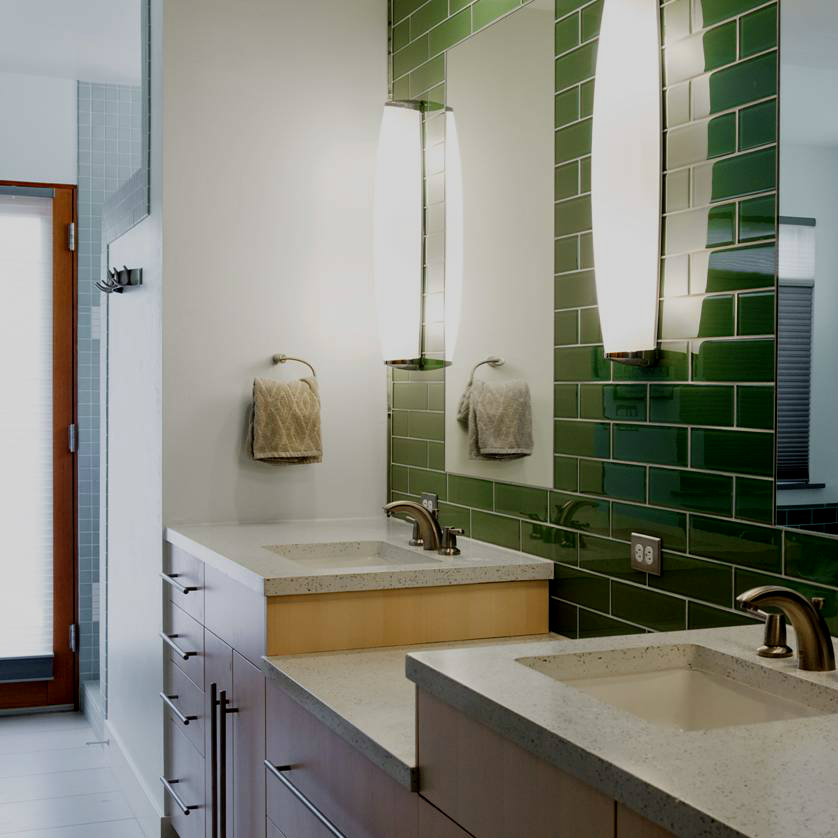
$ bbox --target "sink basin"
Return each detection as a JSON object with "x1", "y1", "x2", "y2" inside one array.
[
  {"x1": 264, "y1": 541, "x2": 442, "y2": 571},
  {"x1": 517, "y1": 644, "x2": 837, "y2": 731}
]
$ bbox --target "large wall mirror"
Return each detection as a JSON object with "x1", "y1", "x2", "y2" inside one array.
[
  {"x1": 776, "y1": 0, "x2": 838, "y2": 535},
  {"x1": 444, "y1": 0, "x2": 554, "y2": 487}
]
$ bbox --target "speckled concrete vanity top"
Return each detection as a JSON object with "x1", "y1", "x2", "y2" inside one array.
[
  {"x1": 406, "y1": 625, "x2": 838, "y2": 838},
  {"x1": 261, "y1": 635, "x2": 555, "y2": 789},
  {"x1": 165, "y1": 517, "x2": 552, "y2": 596}
]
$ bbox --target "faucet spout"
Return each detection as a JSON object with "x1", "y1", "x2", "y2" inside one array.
[
  {"x1": 383, "y1": 500, "x2": 443, "y2": 551},
  {"x1": 736, "y1": 585, "x2": 835, "y2": 672}
]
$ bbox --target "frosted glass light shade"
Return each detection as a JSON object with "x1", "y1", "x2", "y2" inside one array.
[
  {"x1": 591, "y1": 0, "x2": 662, "y2": 356},
  {"x1": 373, "y1": 103, "x2": 424, "y2": 365},
  {"x1": 444, "y1": 109, "x2": 464, "y2": 363},
  {"x1": 779, "y1": 221, "x2": 816, "y2": 280}
]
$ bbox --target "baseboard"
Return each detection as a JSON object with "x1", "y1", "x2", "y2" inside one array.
[
  {"x1": 80, "y1": 680, "x2": 105, "y2": 740},
  {"x1": 105, "y1": 718, "x2": 165, "y2": 838}
]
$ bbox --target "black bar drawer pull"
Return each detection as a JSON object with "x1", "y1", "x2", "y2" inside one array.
[
  {"x1": 160, "y1": 571, "x2": 198, "y2": 595},
  {"x1": 159, "y1": 692, "x2": 197, "y2": 725},
  {"x1": 264, "y1": 760, "x2": 346, "y2": 838},
  {"x1": 160, "y1": 631, "x2": 196, "y2": 660},
  {"x1": 160, "y1": 777, "x2": 198, "y2": 816}
]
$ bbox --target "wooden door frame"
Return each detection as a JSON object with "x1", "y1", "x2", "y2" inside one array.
[{"x1": 0, "y1": 180, "x2": 78, "y2": 710}]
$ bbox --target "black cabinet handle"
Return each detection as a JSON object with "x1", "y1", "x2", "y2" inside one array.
[
  {"x1": 264, "y1": 760, "x2": 346, "y2": 838},
  {"x1": 219, "y1": 689, "x2": 238, "y2": 838}
]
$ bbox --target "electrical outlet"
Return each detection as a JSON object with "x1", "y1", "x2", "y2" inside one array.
[
  {"x1": 631, "y1": 532, "x2": 662, "y2": 576},
  {"x1": 420, "y1": 492, "x2": 439, "y2": 515}
]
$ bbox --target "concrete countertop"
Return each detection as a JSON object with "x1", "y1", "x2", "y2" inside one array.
[{"x1": 165, "y1": 517, "x2": 553, "y2": 596}]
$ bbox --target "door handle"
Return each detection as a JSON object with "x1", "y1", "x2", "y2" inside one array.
[
  {"x1": 160, "y1": 631, "x2": 196, "y2": 660},
  {"x1": 264, "y1": 760, "x2": 346, "y2": 838},
  {"x1": 160, "y1": 777, "x2": 198, "y2": 816},
  {"x1": 160, "y1": 571, "x2": 198, "y2": 595},
  {"x1": 159, "y1": 692, "x2": 197, "y2": 726},
  {"x1": 218, "y1": 689, "x2": 239, "y2": 838}
]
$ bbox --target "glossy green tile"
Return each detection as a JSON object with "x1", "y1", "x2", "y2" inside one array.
[
  {"x1": 579, "y1": 607, "x2": 646, "y2": 638},
  {"x1": 700, "y1": 0, "x2": 769, "y2": 27},
  {"x1": 392, "y1": 19, "x2": 410, "y2": 51},
  {"x1": 555, "y1": 195, "x2": 592, "y2": 236},
  {"x1": 703, "y1": 22, "x2": 737, "y2": 72},
  {"x1": 393, "y1": 36, "x2": 429, "y2": 78},
  {"x1": 579, "y1": 460, "x2": 646, "y2": 502},
  {"x1": 471, "y1": 510, "x2": 520, "y2": 550},
  {"x1": 649, "y1": 468, "x2": 733, "y2": 515},
  {"x1": 409, "y1": 468, "x2": 448, "y2": 499},
  {"x1": 495, "y1": 483, "x2": 548, "y2": 522},
  {"x1": 391, "y1": 409, "x2": 409, "y2": 436},
  {"x1": 734, "y1": 569, "x2": 838, "y2": 635},
  {"x1": 394, "y1": 0, "x2": 428, "y2": 23},
  {"x1": 707, "y1": 113, "x2": 736, "y2": 158},
  {"x1": 428, "y1": 383, "x2": 444, "y2": 411},
  {"x1": 709, "y1": 52, "x2": 777, "y2": 114},
  {"x1": 555, "y1": 42, "x2": 597, "y2": 92},
  {"x1": 580, "y1": 231, "x2": 594, "y2": 267},
  {"x1": 450, "y1": 0, "x2": 471, "y2": 9},
  {"x1": 739, "y1": 99, "x2": 776, "y2": 151},
  {"x1": 735, "y1": 477, "x2": 773, "y2": 523},
  {"x1": 555, "y1": 161, "x2": 580, "y2": 200},
  {"x1": 409, "y1": 55, "x2": 445, "y2": 96},
  {"x1": 554, "y1": 455, "x2": 579, "y2": 491},
  {"x1": 448, "y1": 475, "x2": 493, "y2": 510},
  {"x1": 580, "y1": 384, "x2": 647, "y2": 422},
  {"x1": 650, "y1": 551, "x2": 732, "y2": 606},
  {"x1": 410, "y1": 0, "x2": 447, "y2": 38},
  {"x1": 393, "y1": 382, "x2": 428, "y2": 410},
  {"x1": 614, "y1": 344, "x2": 690, "y2": 382},
  {"x1": 438, "y1": 502, "x2": 470, "y2": 535},
  {"x1": 553, "y1": 564, "x2": 610, "y2": 611},
  {"x1": 784, "y1": 531, "x2": 838, "y2": 588},
  {"x1": 649, "y1": 384, "x2": 734, "y2": 426},
  {"x1": 555, "y1": 235, "x2": 579, "y2": 272},
  {"x1": 555, "y1": 118, "x2": 592, "y2": 164},
  {"x1": 392, "y1": 437, "x2": 427, "y2": 467},
  {"x1": 556, "y1": 0, "x2": 593, "y2": 17},
  {"x1": 407, "y1": 410, "x2": 444, "y2": 440},
  {"x1": 555, "y1": 309, "x2": 579, "y2": 346},
  {"x1": 472, "y1": 0, "x2": 520, "y2": 29},
  {"x1": 739, "y1": 195, "x2": 775, "y2": 243},
  {"x1": 554, "y1": 384, "x2": 578, "y2": 418},
  {"x1": 555, "y1": 88, "x2": 579, "y2": 128},
  {"x1": 550, "y1": 598, "x2": 578, "y2": 638},
  {"x1": 612, "y1": 502, "x2": 687, "y2": 551},
  {"x1": 554, "y1": 420, "x2": 611, "y2": 458},
  {"x1": 691, "y1": 428, "x2": 773, "y2": 476},
  {"x1": 614, "y1": 425, "x2": 688, "y2": 467},
  {"x1": 392, "y1": 75, "x2": 410, "y2": 100},
  {"x1": 662, "y1": 0, "x2": 690, "y2": 45},
  {"x1": 580, "y1": 1, "x2": 602, "y2": 40},
  {"x1": 429, "y1": 8, "x2": 472, "y2": 54},
  {"x1": 428, "y1": 441, "x2": 444, "y2": 470},
  {"x1": 523, "y1": 523, "x2": 578, "y2": 564},
  {"x1": 555, "y1": 13, "x2": 579, "y2": 54},
  {"x1": 707, "y1": 203, "x2": 736, "y2": 247},
  {"x1": 712, "y1": 148, "x2": 776, "y2": 202},
  {"x1": 689, "y1": 515, "x2": 781, "y2": 571},
  {"x1": 688, "y1": 601, "x2": 761, "y2": 629},
  {"x1": 737, "y1": 386, "x2": 774, "y2": 429},
  {"x1": 611, "y1": 583, "x2": 686, "y2": 632},
  {"x1": 579, "y1": 80, "x2": 594, "y2": 118},
  {"x1": 705, "y1": 244, "x2": 776, "y2": 292},
  {"x1": 738, "y1": 291, "x2": 774, "y2": 336},
  {"x1": 692, "y1": 339, "x2": 774, "y2": 382},
  {"x1": 579, "y1": 534, "x2": 644, "y2": 583},
  {"x1": 391, "y1": 464, "x2": 410, "y2": 494},
  {"x1": 580, "y1": 156, "x2": 591, "y2": 193},
  {"x1": 659, "y1": 295, "x2": 734, "y2": 339},
  {"x1": 555, "y1": 271, "x2": 597, "y2": 309},
  {"x1": 549, "y1": 491, "x2": 610, "y2": 535},
  {"x1": 579, "y1": 307, "x2": 601, "y2": 343},
  {"x1": 740, "y1": 4, "x2": 777, "y2": 58},
  {"x1": 554, "y1": 345, "x2": 610, "y2": 381}
]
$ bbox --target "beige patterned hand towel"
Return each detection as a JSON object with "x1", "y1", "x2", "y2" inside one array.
[
  {"x1": 457, "y1": 379, "x2": 533, "y2": 459},
  {"x1": 250, "y1": 376, "x2": 322, "y2": 464}
]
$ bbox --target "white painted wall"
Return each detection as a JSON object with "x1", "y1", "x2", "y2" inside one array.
[
  {"x1": 161, "y1": 0, "x2": 388, "y2": 525},
  {"x1": 0, "y1": 72, "x2": 76, "y2": 184}
]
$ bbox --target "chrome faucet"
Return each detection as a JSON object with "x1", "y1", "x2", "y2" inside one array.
[
  {"x1": 736, "y1": 585, "x2": 836, "y2": 672},
  {"x1": 383, "y1": 500, "x2": 443, "y2": 551}
]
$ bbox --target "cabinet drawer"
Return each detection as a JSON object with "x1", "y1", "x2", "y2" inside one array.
[
  {"x1": 163, "y1": 660, "x2": 205, "y2": 756},
  {"x1": 266, "y1": 680, "x2": 417, "y2": 838},
  {"x1": 204, "y1": 564, "x2": 265, "y2": 667},
  {"x1": 163, "y1": 720, "x2": 206, "y2": 838},
  {"x1": 267, "y1": 816, "x2": 287, "y2": 838},
  {"x1": 267, "y1": 764, "x2": 341, "y2": 838},
  {"x1": 163, "y1": 544, "x2": 205, "y2": 624},
  {"x1": 163, "y1": 600, "x2": 204, "y2": 689},
  {"x1": 418, "y1": 798, "x2": 473, "y2": 838}
]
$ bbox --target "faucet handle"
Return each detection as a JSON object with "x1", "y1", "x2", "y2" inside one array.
[
  {"x1": 439, "y1": 527, "x2": 464, "y2": 557},
  {"x1": 812, "y1": 596, "x2": 825, "y2": 611},
  {"x1": 757, "y1": 613, "x2": 793, "y2": 659}
]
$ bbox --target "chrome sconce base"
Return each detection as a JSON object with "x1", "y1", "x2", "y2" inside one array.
[
  {"x1": 606, "y1": 350, "x2": 658, "y2": 367},
  {"x1": 385, "y1": 357, "x2": 452, "y2": 372}
]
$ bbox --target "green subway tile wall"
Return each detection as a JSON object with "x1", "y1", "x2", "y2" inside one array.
[{"x1": 388, "y1": 0, "x2": 837, "y2": 639}]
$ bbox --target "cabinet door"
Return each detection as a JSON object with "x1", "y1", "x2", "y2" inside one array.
[
  {"x1": 205, "y1": 629, "x2": 234, "y2": 838},
  {"x1": 233, "y1": 651, "x2": 266, "y2": 838}
]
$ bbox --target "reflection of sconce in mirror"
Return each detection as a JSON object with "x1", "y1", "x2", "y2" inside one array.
[
  {"x1": 373, "y1": 101, "x2": 462, "y2": 370},
  {"x1": 591, "y1": 0, "x2": 661, "y2": 367}
]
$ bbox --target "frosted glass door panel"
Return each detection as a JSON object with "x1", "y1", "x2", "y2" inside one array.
[{"x1": 0, "y1": 195, "x2": 53, "y2": 658}]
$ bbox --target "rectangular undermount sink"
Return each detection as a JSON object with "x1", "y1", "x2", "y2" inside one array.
[
  {"x1": 518, "y1": 644, "x2": 838, "y2": 731},
  {"x1": 264, "y1": 541, "x2": 443, "y2": 571}
]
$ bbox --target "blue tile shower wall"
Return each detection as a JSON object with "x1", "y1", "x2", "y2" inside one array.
[{"x1": 77, "y1": 82, "x2": 142, "y2": 682}]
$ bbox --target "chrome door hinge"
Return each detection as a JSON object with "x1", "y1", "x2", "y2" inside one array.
[
  {"x1": 67, "y1": 222, "x2": 76, "y2": 252},
  {"x1": 68, "y1": 423, "x2": 77, "y2": 453},
  {"x1": 69, "y1": 624, "x2": 78, "y2": 653}
]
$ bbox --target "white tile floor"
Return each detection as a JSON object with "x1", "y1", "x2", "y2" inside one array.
[{"x1": 0, "y1": 711, "x2": 144, "y2": 838}]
